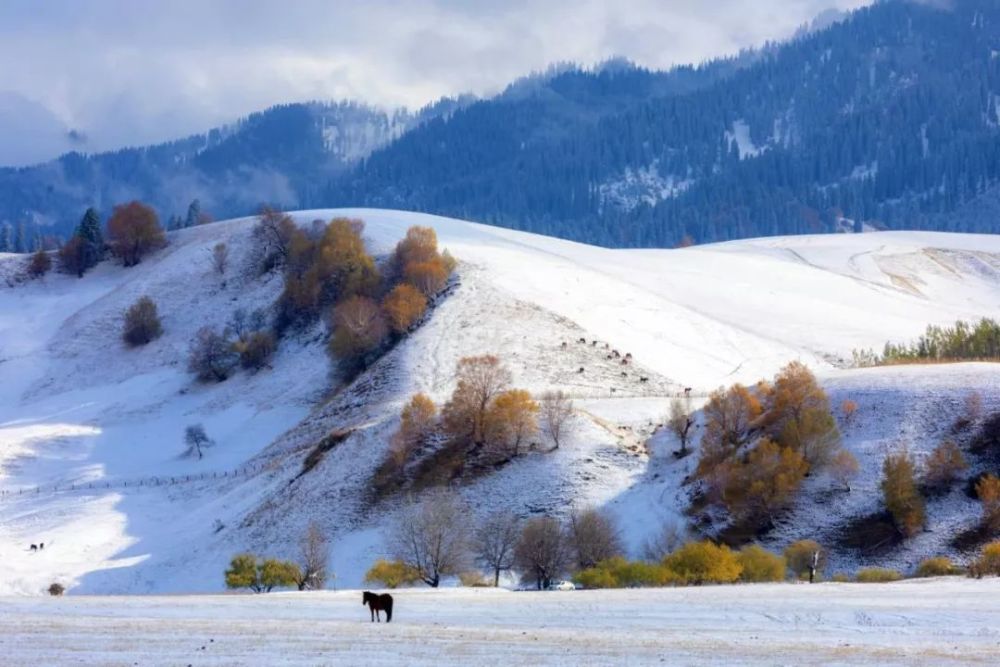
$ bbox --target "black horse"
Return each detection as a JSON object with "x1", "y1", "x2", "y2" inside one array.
[{"x1": 362, "y1": 591, "x2": 394, "y2": 623}]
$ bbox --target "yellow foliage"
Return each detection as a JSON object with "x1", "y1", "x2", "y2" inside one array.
[
  {"x1": 382, "y1": 283, "x2": 428, "y2": 334},
  {"x1": 737, "y1": 545, "x2": 786, "y2": 582},
  {"x1": 975, "y1": 474, "x2": 1000, "y2": 531},
  {"x1": 783, "y1": 540, "x2": 825, "y2": 578},
  {"x1": 854, "y1": 567, "x2": 902, "y2": 583},
  {"x1": 483, "y1": 389, "x2": 539, "y2": 457},
  {"x1": 364, "y1": 559, "x2": 421, "y2": 588},
  {"x1": 662, "y1": 541, "x2": 742, "y2": 585},
  {"x1": 881, "y1": 450, "x2": 925, "y2": 537},
  {"x1": 915, "y1": 556, "x2": 961, "y2": 578},
  {"x1": 573, "y1": 557, "x2": 680, "y2": 589}
]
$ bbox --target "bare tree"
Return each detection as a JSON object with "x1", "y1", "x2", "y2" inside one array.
[
  {"x1": 640, "y1": 519, "x2": 687, "y2": 561},
  {"x1": 211, "y1": 242, "x2": 229, "y2": 275},
  {"x1": 183, "y1": 424, "x2": 213, "y2": 459},
  {"x1": 567, "y1": 508, "x2": 623, "y2": 570},
  {"x1": 539, "y1": 390, "x2": 574, "y2": 450},
  {"x1": 514, "y1": 516, "x2": 568, "y2": 590},
  {"x1": 297, "y1": 521, "x2": 330, "y2": 590},
  {"x1": 188, "y1": 327, "x2": 238, "y2": 382},
  {"x1": 226, "y1": 307, "x2": 267, "y2": 343},
  {"x1": 668, "y1": 396, "x2": 695, "y2": 455},
  {"x1": 389, "y1": 489, "x2": 471, "y2": 587},
  {"x1": 474, "y1": 511, "x2": 521, "y2": 587}
]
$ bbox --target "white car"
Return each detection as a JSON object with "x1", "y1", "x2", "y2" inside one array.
[{"x1": 546, "y1": 580, "x2": 576, "y2": 591}]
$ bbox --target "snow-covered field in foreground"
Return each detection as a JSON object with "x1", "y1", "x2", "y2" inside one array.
[{"x1": 3, "y1": 580, "x2": 1000, "y2": 666}]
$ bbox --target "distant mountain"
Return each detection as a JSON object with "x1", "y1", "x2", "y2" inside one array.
[
  {"x1": 3, "y1": 0, "x2": 1000, "y2": 249},
  {"x1": 0, "y1": 98, "x2": 466, "y2": 245},
  {"x1": 327, "y1": 0, "x2": 1000, "y2": 246}
]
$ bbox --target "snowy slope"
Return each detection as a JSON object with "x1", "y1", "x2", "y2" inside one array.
[{"x1": 0, "y1": 209, "x2": 998, "y2": 595}]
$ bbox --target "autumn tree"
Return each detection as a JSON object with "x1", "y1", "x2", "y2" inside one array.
[
  {"x1": 784, "y1": 540, "x2": 826, "y2": 582},
  {"x1": 567, "y1": 508, "x2": 623, "y2": 570},
  {"x1": 829, "y1": 448, "x2": 860, "y2": 492},
  {"x1": 483, "y1": 389, "x2": 539, "y2": 459},
  {"x1": 668, "y1": 395, "x2": 695, "y2": 455},
  {"x1": 698, "y1": 383, "x2": 762, "y2": 470},
  {"x1": 296, "y1": 521, "x2": 330, "y2": 590},
  {"x1": 539, "y1": 390, "x2": 574, "y2": 450},
  {"x1": 106, "y1": 201, "x2": 166, "y2": 267},
  {"x1": 236, "y1": 331, "x2": 276, "y2": 371},
  {"x1": 390, "y1": 393, "x2": 438, "y2": 465},
  {"x1": 328, "y1": 295, "x2": 388, "y2": 364},
  {"x1": 662, "y1": 541, "x2": 742, "y2": 585},
  {"x1": 881, "y1": 449, "x2": 926, "y2": 537},
  {"x1": 405, "y1": 260, "x2": 449, "y2": 296},
  {"x1": 58, "y1": 236, "x2": 87, "y2": 277},
  {"x1": 391, "y1": 226, "x2": 440, "y2": 276},
  {"x1": 211, "y1": 242, "x2": 229, "y2": 275},
  {"x1": 923, "y1": 440, "x2": 967, "y2": 493},
  {"x1": 441, "y1": 355, "x2": 512, "y2": 445},
  {"x1": 766, "y1": 361, "x2": 842, "y2": 470},
  {"x1": 389, "y1": 489, "x2": 471, "y2": 587},
  {"x1": 474, "y1": 511, "x2": 521, "y2": 586},
  {"x1": 723, "y1": 439, "x2": 808, "y2": 530},
  {"x1": 382, "y1": 283, "x2": 427, "y2": 334},
  {"x1": 514, "y1": 516, "x2": 568, "y2": 590},
  {"x1": 122, "y1": 296, "x2": 163, "y2": 346},
  {"x1": 976, "y1": 474, "x2": 1000, "y2": 533},
  {"x1": 26, "y1": 248, "x2": 51, "y2": 278},
  {"x1": 840, "y1": 399, "x2": 858, "y2": 427}
]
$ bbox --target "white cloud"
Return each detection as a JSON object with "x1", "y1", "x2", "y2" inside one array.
[{"x1": 0, "y1": 0, "x2": 873, "y2": 165}]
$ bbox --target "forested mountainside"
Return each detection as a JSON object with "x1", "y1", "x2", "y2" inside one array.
[
  {"x1": 0, "y1": 98, "x2": 465, "y2": 244},
  {"x1": 3, "y1": 0, "x2": 1000, "y2": 249}
]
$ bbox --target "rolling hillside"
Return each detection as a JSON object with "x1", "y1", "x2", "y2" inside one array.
[{"x1": 0, "y1": 210, "x2": 998, "y2": 594}]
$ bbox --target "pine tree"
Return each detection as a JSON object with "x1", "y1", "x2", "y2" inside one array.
[
  {"x1": 0, "y1": 223, "x2": 12, "y2": 252},
  {"x1": 74, "y1": 208, "x2": 104, "y2": 272},
  {"x1": 185, "y1": 199, "x2": 201, "y2": 229}
]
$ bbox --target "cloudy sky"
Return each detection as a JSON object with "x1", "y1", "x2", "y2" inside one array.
[{"x1": 0, "y1": 0, "x2": 873, "y2": 167}]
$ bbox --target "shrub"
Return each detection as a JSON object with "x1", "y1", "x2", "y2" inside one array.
[
  {"x1": 47, "y1": 582, "x2": 65, "y2": 596},
  {"x1": 783, "y1": 540, "x2": 826, "y2": 580},
  {"x1": 224, "y1": 553, "x2": 300, "y2": 593},
  {"x1": 237, "y1": 330, "x2": 276, "y2": 371},
  {"x1": 364, "y1": 559, "x2": 421, "y2": 588},
  {"x1": 382, "y1": 283, "x2": 427, "y2": 334},
  {"x1": 915, "y1": 556, "x2": 961, "y2": 578},
  {"x1": 26, "y1": 248, "x2": 52, "y2": 278},
  {"x1": 840, "y1": 399, "x2": 858, "y2": 426},
  {"x1": 970, "y1": 541, "x2": 1000, "y2": 577},
  {"x1": 188, "y1": 327, "x2": 238, "y2": 382},
  {"x1": 211, "y1": 242, "x2": 229, "y2": 275},
  {"x1": 573, "y1": 557, "x2": 678, "y2": 589},
  {"x1": 881, "y1": 449, "x2": 925, "y2": 537},
  {"x1": 405, "y1": 258, "x2": 449, "y2": 296},
  {"x1": 737, "y1": 545, "x2": 786, "y2": 583},
  {"x1": 328, "y1": 295, "x2": 388, "y2": 363},
  {"x1": 122, "y1": 296, "x2": 163, "y2": 347},
  {"x1": 854, "y1": 567, "x2": 902, "y2": 583},
  {"x1": 975, "y1": 474, "x2": 1000, "y2": 532},
  {"x1": 458, "y1": 571, "x2": 488, "y2": 587},
  {"x1": 58, "y1": 236, "x2": 87, "y2": 277},
  {"x1": 662, "y1": 541, "x2": 742, "y2": 585},
  {"x1": 923, "y1": 440, "x2": 967, "y2": 492},
  {"x1": 106, "y1": 201, "x2": 166, "y2": 267},
  {"x1": 831, "y1": 573, "x2": 850, "y2": 583}
]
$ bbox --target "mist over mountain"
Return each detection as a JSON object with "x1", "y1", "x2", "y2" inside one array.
[{"x1": 2, "y1": 0, "x2": 1000, "y2": 249}]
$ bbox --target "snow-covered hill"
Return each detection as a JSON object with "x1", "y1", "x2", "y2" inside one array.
[{"x1": 1, "y1": 210, "x2": 998, "y2": 594}]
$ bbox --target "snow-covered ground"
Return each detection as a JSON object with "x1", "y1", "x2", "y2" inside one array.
[
  {"x1": 3, "y1": 580, "x2": 1000, "y2": 666},
  {"x1": 0, "y1": 209, "x2": 998, "y2": 595}
]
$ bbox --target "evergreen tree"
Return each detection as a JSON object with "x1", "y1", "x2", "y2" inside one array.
[
  {"x1": 0, "y1": 223, "x2": 12, "y2": 252},
  {"x1": 185, "y1": 199, "x2": 201, "y2": 229},
  {"x1": 74, "y1": 207, "x2": 104, "y2": 271}
]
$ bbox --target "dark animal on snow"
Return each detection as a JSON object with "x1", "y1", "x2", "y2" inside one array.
[
  {"x1": 620, "y1": 359, "x2": 628, "y2": 365},
  {"x1": 591, "y1": 340, "x2": 598, "y2": 347},
  {"x1": 29, "y1": 544, "x2": 37, "y2": 552},
  {"x1": 621, "y1": 372, "x2": 628, "y2": 378},
  {"x1": 625, "y1": 352, "x2": 632, "y2": 359},
  {"x1": 560, "y1": 341, "x2": 567, "y2": 348},
  {"x1": 610, "y1": 388, "x2": 617, "y2": 394},
  {"x1": 40, "y1": 542, "x2": 44, "y2": 550},
  {"x1": 578, "y1": 367, "x2": 585, "y2": 373},
  {"x1": 606, "y1": 354, "x2": 613, "y2": 360},
  {"x1": 684, "y1": 387, "x2": 692, "y2": 395},
  {"x1": 612, "y1": 350, "x2": 621, "y2": 358},
  {"x1": 363, "y1": 591, "x2": 394, "y2": 623},
  {"x1": 604, "y1": 343, "x2": 609, "y2": 349},
  {"x1": 639, "y1": 377, "x2": 649, "y2": 383},
  {"x1": 578, "y1": 337, "x2": 586, "y2": 344}
]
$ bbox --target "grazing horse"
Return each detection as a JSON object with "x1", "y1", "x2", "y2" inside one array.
[
  {"x1": 29, "y1": 544, "x2": 37, "y2": 552},
  {"x1": 362, "y1": 591, "x2": 394, "y2": 623}
]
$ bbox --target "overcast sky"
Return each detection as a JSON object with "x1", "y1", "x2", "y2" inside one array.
[{"x1": 0, "y1": 0, "x2": 873, "y2": 167}]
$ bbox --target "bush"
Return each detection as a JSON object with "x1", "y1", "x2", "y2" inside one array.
[
  {"x1": 573, "y1": 557, "x2": 678, "y2": 589},
  {"x1": 831, "y1": 572, "x2": 850, "y2": 583},
  {"x1": 188, "y1": 327, "x2": 238, "y2": 382},
  {"x1": 915, "y1": 556, "x2": 961, "y2": 578},
  {"x1": 106, "y1": 201, "x2": 166, "y2": 267},
  {"x1": 923, "y1": 440, "x2": 967, "y2": 492},
  {"x1": 737, "y1": 545, "x2": 786, "y2": 582},
  {"x1": 224, "y1": 553, "x2": 300, "y2": 593},
  {"x1": 382, "y1": 283, "x2": 427, "y2": 334},
  {"x1": 364, "y1": 559, "x2": 421, "y2": 588},
  {"x1": 26, "y1": 248, "x2": 51, "y2": 278},
  {"x1": 662, "y1": 541, "x2": 742, "y2": 585},
  {"x1": 854, "y1": 567, "x2": 902, "y2": 583},
  {"x1": 122, "y1": 296, "x2": 163, "y2": 347},
  {"x1": 47, "y1": 582, "x2": 65, "y2": 596},
  {"x1": 783, "y1": 540, "x2": 826, "y2": 579},
  {"x1": 458, "y1": 571, "x2": 488, "y2": 587},
  {"x1": 328, "y1": 295, "x2": 388, "y2": 365},
  {"x1": 58, "y1": 236, "x2": 87, "y2": 277},
  {"x1": 881, "y1": 450, "x2": 925, "y2": 537},
  {"x1": 970, "y1": 541, "x2": 1000, "y2": 577},
  {"x1": 975, "y1": 474, "x2": 1000, "y2": 532},
  {"x1": 237, "y1": 331, "x2": 276, "y2": 371}
]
